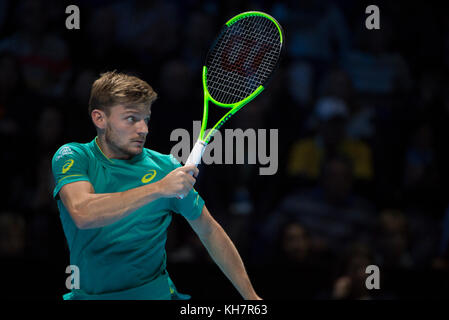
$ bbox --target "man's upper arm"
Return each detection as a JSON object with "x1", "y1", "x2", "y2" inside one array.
[
  {"x1": 59, "y1": 181, "x2": 95, "y2": 226},
  {"x1": 187, "y1": 206, "x2": 218, "y2": 239},
  {"x1": 52, "y1": 144, "x2": 91, "y2": 200}
]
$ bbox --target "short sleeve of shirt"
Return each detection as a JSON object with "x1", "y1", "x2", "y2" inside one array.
[
  {"x1": 52, "y1": 144, "x2": 91, "y2": 200},
  {"x1": 169, "y1": 154, "x2": 205, "y2": 221}
]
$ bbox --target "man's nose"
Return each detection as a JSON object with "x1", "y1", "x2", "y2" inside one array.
[{"x1": 137, "y1": 119, "x2": 148, "y2": 135}]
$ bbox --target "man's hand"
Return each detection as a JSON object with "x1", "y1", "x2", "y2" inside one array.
[{"x1": 156, "y1": 165, "x2": 199, "y2": 199}]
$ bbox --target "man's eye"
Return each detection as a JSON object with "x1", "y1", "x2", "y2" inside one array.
[{"x1": 127, "y1": 116, "x2": 136, "y2": 122}]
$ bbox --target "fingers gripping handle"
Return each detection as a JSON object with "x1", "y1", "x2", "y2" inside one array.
[{"x1": 177, "y1": 140, "x2": 206, "y2": 199}]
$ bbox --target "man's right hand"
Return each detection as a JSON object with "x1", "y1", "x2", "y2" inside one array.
[{"x1": 156, "y1": 165, "x2": 199, "y2": 199}]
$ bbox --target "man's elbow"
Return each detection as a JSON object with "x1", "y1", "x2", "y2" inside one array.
[{"x1": 69, "y1": 208, "x2": 91, "y2": 230}]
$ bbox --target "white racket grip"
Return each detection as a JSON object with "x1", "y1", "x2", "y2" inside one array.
[
  {"x1": 185, "y1": 139, "x2": 206, "y2": 170},
  {"x1": 178, "y1": 140, "x2": 206, "y2": 200}
]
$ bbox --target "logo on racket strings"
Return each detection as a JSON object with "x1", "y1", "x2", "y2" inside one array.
[{"x1": 221, "y1": 35, "x2": 274, "y2": 77}]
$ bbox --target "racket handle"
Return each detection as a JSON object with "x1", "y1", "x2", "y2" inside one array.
[
  {"x1": 178, "y1": 140, "x2": 206, "y2": 199},
  {"x1": 185, "y1": 139, "x2": 206, "y2": 171}
]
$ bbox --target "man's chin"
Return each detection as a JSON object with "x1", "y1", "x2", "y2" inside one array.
[
  {"x1": 128, "y1": 148, "x2": 143, "y2": 155},
  {"x1": 128, "y1": 145, "x2": 144, "y2": 155}
]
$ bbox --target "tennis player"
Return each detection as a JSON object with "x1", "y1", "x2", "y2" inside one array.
[{"x1": 51, "y1": 71, "x2": 261, "y2": 300}]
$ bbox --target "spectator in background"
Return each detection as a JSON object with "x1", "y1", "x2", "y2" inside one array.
[
  {"x1": 374, "y1": 207, "x2": 440, "y2": 271},
  {"x1": 260, "y1": 155, "x2": 376, "y2": 260},
  {"x1": 276, "y1": 221, "x2": 310, "y2": 266},
  {"x1": 261, "y1": 220, "x2": 332, "y2": 299},
  {"x1": 272, "y1": 0, "x2": 350, "y2": 66},
  {"x1": 272, "y1": 0, "x2": 351, "y2": 114},
  {"x1": 372, "y1": 207, "x2": 441, "y2": 298},
  {"x1": 273, "y1": 220, "x2": 330, "y2": 270},
  {"x1": 337, "y1": 14, "x2": 413, "y2": 210},
  {"x1": 319, "y1": 68, "x2": 375, "y2": 142},
  {"x1": 373, "y1": 209, "x2": 414, "y2": 270},
  {"x1": 287, "y1": 96, "x2": 373, "y2": 189},
  {"x1": 328, "y1": 243, "x2": 381, "y2": 300},
  {"x1": 0, "y1": 0, "x2": 71, "y2": 98},
  {"x1": 340, "y1": 15, "x2": 412, "y2": 104},
  {"x1": 112, "y1": 0, "x2": 180, "y2": 69}
]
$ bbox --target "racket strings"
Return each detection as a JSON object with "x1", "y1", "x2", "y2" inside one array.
[
  {"x1": 208, "y1": 18, "x2": 276, "y2": 102},
  {"x1": 206, "y1": 15, "x2": 281, "y2": 104}
]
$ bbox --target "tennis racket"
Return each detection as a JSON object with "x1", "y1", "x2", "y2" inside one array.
[{"x1": 182, "y1": 11, "x2": 283, "y2": 191}]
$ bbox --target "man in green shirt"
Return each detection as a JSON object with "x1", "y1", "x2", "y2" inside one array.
[{"x1": 51, "y1": 71, "x2": 261, "y2": 300}]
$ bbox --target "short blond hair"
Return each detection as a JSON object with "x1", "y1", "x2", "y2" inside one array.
[{"x1": 88, "y1": 71, "x2": 157, "y2": 115}]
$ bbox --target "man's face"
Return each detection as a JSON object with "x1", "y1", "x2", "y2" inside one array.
[
  {"x1": 282, "y1": 223, "x2": 309, "y2": 262},
  {"x1": 103, "y1": 104, "x2": 151, "y2": 158}
]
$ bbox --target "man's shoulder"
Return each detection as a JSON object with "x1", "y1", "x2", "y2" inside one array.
[
  {"x1": 52, "y1": 141, "x2": 92, "y2": 163},
  {"x1": 143, "y1": 148, "x2": 180, "y2": 168}
]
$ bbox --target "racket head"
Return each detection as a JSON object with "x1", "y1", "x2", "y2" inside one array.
[{"x1": 203, "y1": 11, "x2": 284, "y2": 108}]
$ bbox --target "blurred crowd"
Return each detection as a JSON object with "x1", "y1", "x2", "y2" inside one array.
[{"x1": 0, "y1": 0, "x2": 448, "y2": 299}]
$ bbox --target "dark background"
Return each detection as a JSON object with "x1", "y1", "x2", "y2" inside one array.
[{"x1": 0, "y1": 0, "x2": 448, "y2": 300}]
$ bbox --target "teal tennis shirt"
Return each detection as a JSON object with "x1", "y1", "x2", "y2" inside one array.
[{"x1": 51, "y1": 137, "x2": 205, "y2": 299}]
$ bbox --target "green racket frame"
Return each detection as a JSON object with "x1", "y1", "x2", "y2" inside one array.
[
  {"x1": 198, "y1": 11, "x2": 283, "y2": 145},
  {"x1": 183, "y1": 11, "x2": 283, "y2": 173}
]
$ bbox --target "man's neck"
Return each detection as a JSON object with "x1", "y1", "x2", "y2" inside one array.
[{"x1": 96, "y1": 135, "x2": 130, "y2": 160}]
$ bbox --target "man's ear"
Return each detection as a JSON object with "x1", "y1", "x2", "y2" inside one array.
[{"x1": 91, "y1": 109, "x2": 107, "y2": 130}]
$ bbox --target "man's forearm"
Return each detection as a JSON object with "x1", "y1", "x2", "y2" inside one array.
[
  {"x1": 75, "y1": 182, "x2": 163, "y2": 229},
  {"x1": 198, "y1": 222, "x2": 260, "y2": 300},
  {"x1": 63, "y1": 165, "x2": 197, "y2": 230}
]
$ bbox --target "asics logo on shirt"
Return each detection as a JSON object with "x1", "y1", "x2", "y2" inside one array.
[
  {"x1": 56, "y1": 146, "x2": 74, "y2": 161},
  {"x1": 141, "y1": 169, "x2": 157, "y2": 183},
  {"x1": 62, "y1": 159, "x2": 75, "y2": 173}
]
